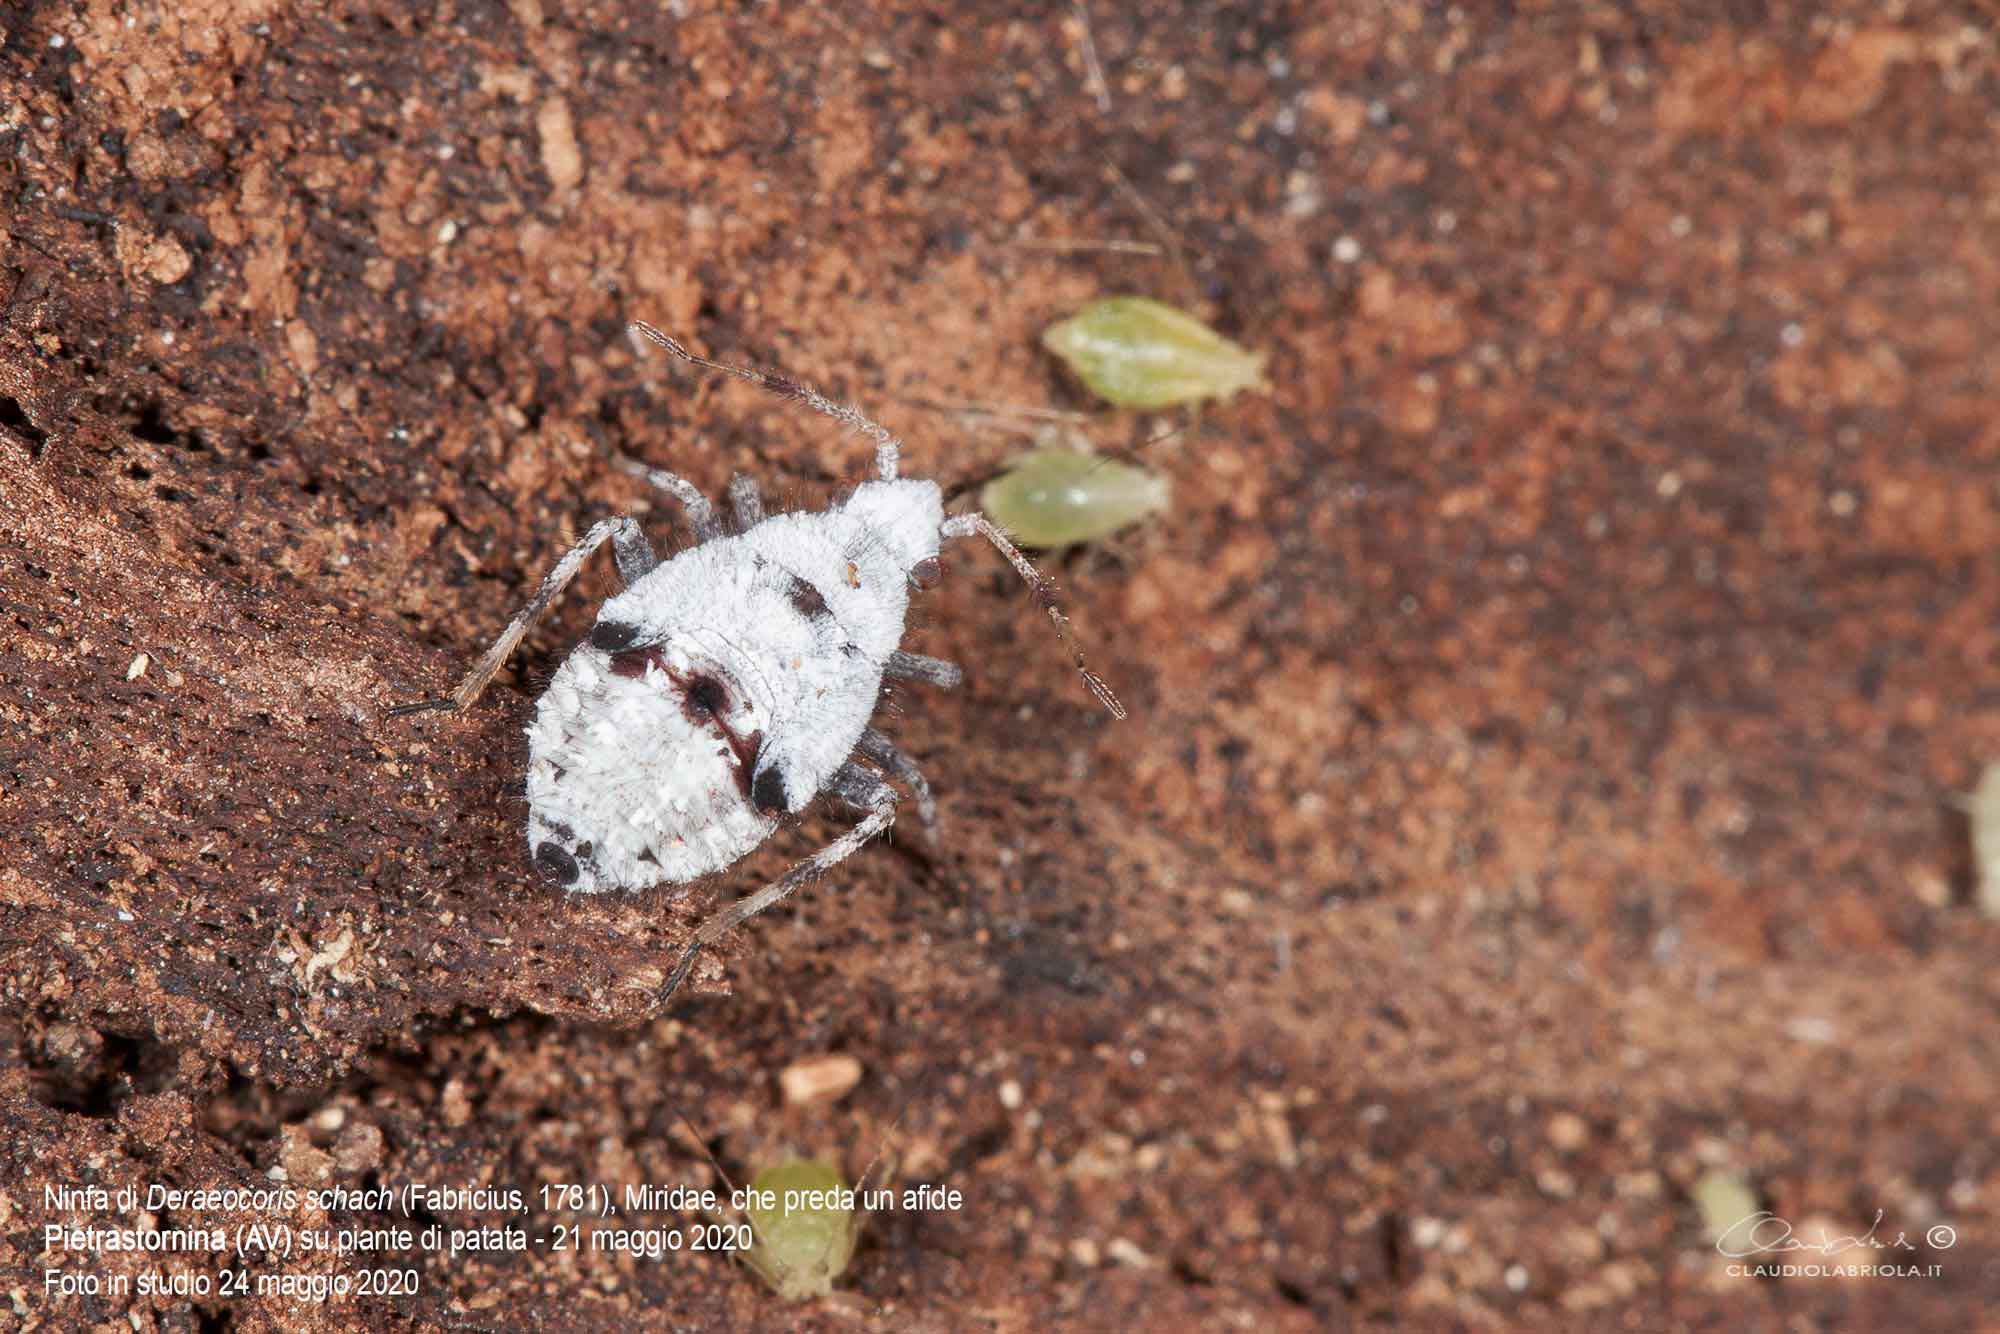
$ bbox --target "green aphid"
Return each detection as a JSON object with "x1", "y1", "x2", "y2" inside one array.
[
  {"x1": 742, "y1": 1159, "x2": 861, "y2": 1301},
  {"x1": 981, "y1": 447, "x2": 1170, "y2": 548},
  {"x1": 1042, "y1": 296, "x2": 1268, "y2": 408},
  {"x1": 1691, "y1": 1170, "x2": 1760, "y2": 1246}
]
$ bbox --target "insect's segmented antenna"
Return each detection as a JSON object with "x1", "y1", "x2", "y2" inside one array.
[
  {"x1": 627, "y1": 320, "x2": 904, "y2": 481},
  {"x1": 940, "y1": 513, "x2": 1126, "y2": 719},
  {"x1": 673, "y1": 1108, "x2": 741, "y2": 1198}
]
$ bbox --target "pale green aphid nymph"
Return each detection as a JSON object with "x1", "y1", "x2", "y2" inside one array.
[
  {"x1": 981, "y1": 446, "x2": 1171, "y2": 548},
  {"x1": 740, "y1": 1159, "x2": 862, "y2": 1301},
  {"x1": 1041, "y1": 295, "x2": 1268, "y2": 409}
]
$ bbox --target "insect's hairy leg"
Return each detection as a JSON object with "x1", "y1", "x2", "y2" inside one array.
[
  {"x1": 611, "y1": 520, "x2": 658, "y2": 585},
  {"x1": 727, "y1": 473, "x2": 766, "y2": 532},
  {"x1": 627, "y1": 320, "x2": 904, "y2": 482},
  {"x1": 940, "y1": 512, "x2": 1125, "y2": 719},
  {"x1": 855, "y1": 728, "x2": 938, "y2": 836},
  {"x1": 386, "y1": 516, "x2": 648, "y2": 716},
  {"x1": 885, "y1": 650, "x2": 962, "y2": 690},
  {"x1": 660, "y1": 769, "x2": 899, "y2": 1007},
  {"x1": 612, "y1": 454, "x2": 725, "y2": 542}
]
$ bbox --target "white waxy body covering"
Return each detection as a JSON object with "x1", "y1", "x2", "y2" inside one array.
[
  {"x1": 403, "y1": 320, "x2": 1122, "y2": 1006},
  {"x1": 524, "y1": 478, "x2": 943, "y2": 893}
]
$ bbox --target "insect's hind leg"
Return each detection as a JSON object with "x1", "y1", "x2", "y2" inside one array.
[
  {"x1": 854, "y1": 729, "x2": 938, "y2": 837},
  {"x1": 727, "y1": 473, "x2": 765, "y2": 532},
  {"x1": 387, "y1": 516, "x2": 648, "y2": 716},
  {"x1": 660, "y1": 768, "x2": 898, "y2": 1007}
]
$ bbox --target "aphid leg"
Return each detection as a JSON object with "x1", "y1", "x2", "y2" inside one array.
[
  {"x1": 855, "y1": 728, "x2": 938, "y2": 837},
  {"x1": 612, "y1": 453, "x2": 725, "y2": 542},
  {"x1": 660, "y1": 773, "x2": 899, "y2": 1006},
  {"x1": 386, "y1": 516, "x2": 648, "y2": 716},
  {"x1": 727, "y1": 473, "x2": 765, "y2": 533},
  {"x1": 628, "y1": 320, "x2": 903, "y2": 481},
  {"x1": 939, "y1": 512, "x2": 1126, "y2": 719},
  {"x1": 885, "y1": 650, "x2": 963, "y2": 690}
]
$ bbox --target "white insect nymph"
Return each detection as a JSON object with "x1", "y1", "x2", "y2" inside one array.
[{"x1": 391, "y1": 323, "x2": 1123, "y2": 1004}]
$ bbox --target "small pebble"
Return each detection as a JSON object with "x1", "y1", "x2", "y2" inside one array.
[{"x1": 779, "y1": 1053, "x2": 863, "y2": 1106}]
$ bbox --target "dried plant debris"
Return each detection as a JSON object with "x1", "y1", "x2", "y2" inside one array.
[
  {"x1": 1042, "y1": 296, "x2": 1268, "y2": 408},
  {"x1": 981, "y1": 445, "x2": 1171, "y2": 548}
]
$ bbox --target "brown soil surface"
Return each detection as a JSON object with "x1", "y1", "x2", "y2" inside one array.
[{"x1": 5, "y1": 2, "x2": 1998, "y2": 1329}]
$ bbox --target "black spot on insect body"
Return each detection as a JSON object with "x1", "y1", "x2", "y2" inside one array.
[
  {"x1": 605, "y1": 648, "x2": 761, "y2": 797},
  {"x1": 786, "y1": 574, "x2": 830, "y2": 620},
  {"x1": 590, "y1": 619, "x2": 642, "y2": 651},
  {"x1": 685, "y1": 674, "x2": 729, "y2": 718},
  {"x1": 668, "y1": 664, "x2": 761, "y2": 799},
  {"x1": 535, "y1": 841, "x2": 579, "y2": 885},
  {"x1": 752, "y1": 765, "x2": 789, "y2": 815}
]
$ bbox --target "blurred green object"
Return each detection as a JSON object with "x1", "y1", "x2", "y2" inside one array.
[
  {"x1": 1042, "y1": 296, "x2": 1268, "y2": 408},
  {"x1": 743, "y1": 1159, "x2": 859, "y2": 1300},
  {"x1": 1691, "y1": 1170, "x2": 1760, "y2": 1245},
  {"x1": 981, "y1": 447, "x2": 1170, "y2": 548}
]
